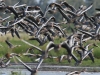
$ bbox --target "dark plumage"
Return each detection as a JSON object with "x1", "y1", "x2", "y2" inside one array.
[
  {"x1": 5, "y1": 38, "x2": 21, "y2": 49},
  {"x1": 29, "y1": 36, "x2": 47, "y2": 46}
]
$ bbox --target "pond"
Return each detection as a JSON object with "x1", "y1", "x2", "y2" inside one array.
[{"x1": 0, "y1": 69, "x2": 100, "y2": 75}]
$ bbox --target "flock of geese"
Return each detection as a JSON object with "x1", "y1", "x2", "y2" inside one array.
[{"x1": 0, "y1": 0, "x2": 100, "y2": 75}]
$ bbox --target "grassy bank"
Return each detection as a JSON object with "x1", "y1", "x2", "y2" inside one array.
[{"x1": 0, "y1": 32, "x2": 100, "y2": 67}]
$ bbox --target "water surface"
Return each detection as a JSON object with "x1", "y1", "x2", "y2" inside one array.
[{"x1": 0, "y1": 69, "x2": 100, "y2": 75}]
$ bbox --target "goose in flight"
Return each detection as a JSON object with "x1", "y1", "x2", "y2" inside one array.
[
  {"x1": 5, "y1": 38, "x2": 21, "y2": 49},
  {"x1": 15, "y1": 56, "x2": 37, "y2": 75},
  {"x1": 58, "y1": 54, "x2": 72, "y2": 63},
  {"x1": 0, "y1": 53, "x2": 20, "y2": 68},
  {"x1": 66, "y1": 71, "x2": 81, "y2": 75},
  {"x1": 29, "y1": 35, "x2": 47, "y2": 46},
  {"x1": 0, "y1": 57, "x2": 10, "y2": 68},
  {"x1": 76, "y1": 43, "x2": 99, "y2": 65}
]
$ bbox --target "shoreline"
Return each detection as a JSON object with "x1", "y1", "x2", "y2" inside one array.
[{"x1": 4, "y1": 63, "x2": 100, "y2": 72}]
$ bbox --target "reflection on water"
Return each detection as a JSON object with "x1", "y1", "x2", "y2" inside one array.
[{"x1": 0, "y1": 69, "x2": 100, "y2": 75}]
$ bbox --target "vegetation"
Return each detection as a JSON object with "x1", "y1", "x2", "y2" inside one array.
[{"x1": 0, "y1": 32, "x2": 100, "y2": 67}]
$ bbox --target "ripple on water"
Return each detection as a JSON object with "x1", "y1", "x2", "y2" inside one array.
[{"x1": 0, "y1": 69, "x2": 100, "y2": 75}]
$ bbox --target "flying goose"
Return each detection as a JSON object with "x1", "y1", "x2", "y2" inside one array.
[
  {"x1": 61, "y1": 1, "x2": 77, "y2": 12},
  {"x1": 5, "y1": 38, "x2": 21, "y2": 49},
  {"x1": 58, "y1": 54, "x2": 72, "y2": 63},
  {"x1": 29, "y1": 35, "x2": 47, "y2": 46},
  {"x1": 21, "y1": 39, "x2": 55, "y2": 72},
  {"x1": 35, "y1": 16, "x2": 55, "y2": 37},
  {"x1": 15, "y1": 56, "x2": 37, "y2": 75}
]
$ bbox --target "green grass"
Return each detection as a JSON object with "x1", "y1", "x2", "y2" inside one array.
[{"x1": 0, "y1": 32, "x2": 100, "y2": 67}]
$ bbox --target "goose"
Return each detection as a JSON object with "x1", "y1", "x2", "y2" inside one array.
[
  {"x1": 25, "y1": 6, "x2": 43, "y2": 15},
  {"x1": 43, "y1": 3, "x2": 62, "y2": 17},
  {"x1": 0, "y1": 53, "x2": 20, "y2": 67},
  {"x1": 0, "y1": 4, "x2": 6, "y2": 11},
  {"x1": 77, "y1": 25, "x2": 100, "y2": 41},
  {"x1": 5, "y1": 53, "x2": 20, "y2": 59},
  {"x1": 66, "y1": 71, "x2": 81, "y2": 75},
  {"x1": 44, "y1": 32, "x2": 54, "y2": 41},
  {"x1": 18, "y1": 21, "x2": 35, "y2": 34},
  {"x1": 15, "y1": 56, "x2": 37, "y2": 75},
  {"x1": 45, "y1": 41, "x2": 61, "y2": 51},
  {"x1": 57, "y1": 7, "x2": 72, "y2": 23},
  {"x1": 77, "y1": 28, "x2": 94, "y2": 37},
  {"x1": 14, "y1": 28, "x2": 20, "y2": 39},
  {"x1": 29, "y1": 35, "x2": 47, "y2": 46},
  {"x1": 21, "y1": 39, "x2": 43, "y2": 52},
  {"x1": 40, "y1": 21, "x2": 66, "y2": 37},
  {"x1": 66, "y1": 68, "x2": 87, "y2": 75},
  {"x1": 46, "y1": 41, "x2": 79, "y2": 64},
  {"x1": 0, "y1": 58, "x2": 11, "y2": 68},
  {"x1": 77, "y1": 43, "x2": 99, "y2": 65},
  {"x1": 0, "y1": 25, "x2": 14, "y2": 35},
  {"x1": 95, "y1": 8, "x2": 100, "y2": 11},
  {"x1": 76, "y1": 3, "x2": 93, "y2": 16},
  {"x1": 58, "y1": 54, "x2": 72, "y2": 63},
  {"x1": 6, "y1": 6, "x2": 19, "y2": 18},
  {"x1": 35, "y1": 16, "x2": 55, "y2": 37},
  {"x1": 17, "y1": 23, "x2": 34, "y2": 36},
  {"x1": 23, "y1": 47, "x2": 42, "y2": 60},
  {"x1": 53, "y1": 24, "x2": 66, "y2": 37},
  {"x1": 80, "y1": 34, "x2": 85, "y2": 47},
  {"x1": 5, "y1": 2, "x2": 26, "y2": 18},
  {"x1": 24, "y1": 18, "x2": 39, "y2": 29},
  {"x1": 25, "y1": 15, "x2": 40, "y2": 26},
  {"x1": 81, "y1": 48, "x2": 94, "y2": 62},
  {"x1": 48, "y1": 28, "x2": 56, "y2": 36},
  {"x1": 0, "y1": 16, "x2": 10, "y2": 23},
  {"x1": 61, "y1": 1, "x2": 76, "y2": 12},
  {"x1": 10, "y1": 28, "x2": 14, "y2": 37},
  {"x1": 24, "y1": 47, "x2": 35, "y2": 54},
  {"x1": 5, "y1": 38, "x2": 21, "y2": 49},
  {"x1": 21, "y1": 39, "x2": 56, "y2": 70},
  {"x1": 21, "y1": 39, "x2": 55, "y2": 73},
  {"x1": 0, "y1": 56, "x2": 10, "y2": 68},
  {"x1": 0, "y1": 0, "x2": 6, "y2": 6},
  {"x1": 60, "y1": 41, "x2": 79, "y2": 64},
  {"x1": 23, "y1": 53, "x2": 41, "y2": 58}
]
